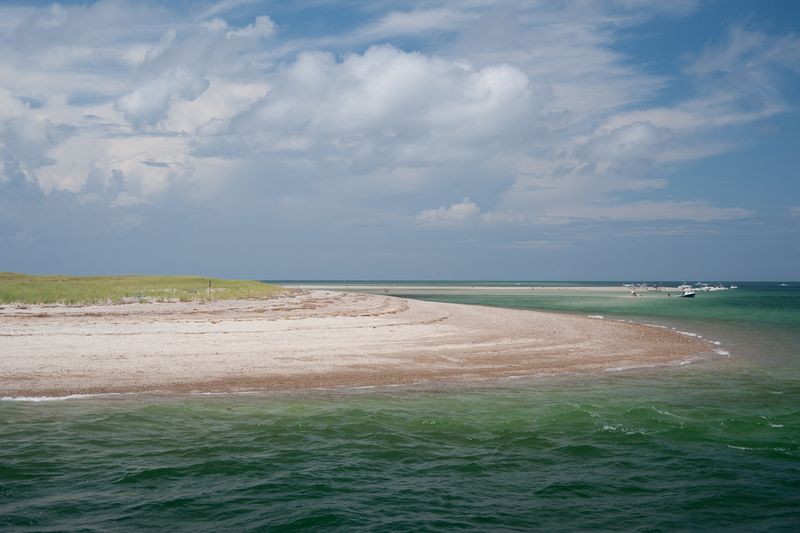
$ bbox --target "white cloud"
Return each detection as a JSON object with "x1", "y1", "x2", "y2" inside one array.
[
  {"x1": 579, "y1": 121, "x2": 672, "y2": 163},
  {"x1": 164, "y1": 78, "x2": 267, "y2": 133},
  {"x1": 34, "y1": 4, "x2": 68, "y2": 29},
  {"x1": 116, "y1": 68, "x2": 210, "y2": 128},
  {"x1": 38, "y1": 133, "x2": 191, "y2": 202},
  {"x1": 200, "y1": 15, "x2": 276, "y2": 39},
  {"x1": 226, "y1": 15, "x2": 275, "y2": 39},
  {"x1": 611, "y1": 0, "x2": 698, "y2": 14},
  {"x1": 360, "y1": 8, "x2": 475, "y2": 39},
  {"x1": 193, "y1": 45, "x2": 533, "y2": 166},
  {"x1": 686, "y1": 25, "x2": 800, "y2": 77},
  {"x1": 0, "y1": 88, "x2": 65, "y2": 184},
  {"x1": 196, "y1": 0, "x2": 259, "y2": 22},
  {"x1": 418, "y1": 198, "x2": 481, "y2": 226},
  {"x1": 144, "y1": 28, "x2": 176, "y2": 63},
  {"x1": 201, "y1": 17, "x2": 228, "y2": 33},
  {"x1": 481, "y1": 23, "x2": 799, "y2": 226},
  {"x1": 0, "y1": 1, "x2": 793, "y2": 234},
  {"x1": 417, "y1": 198, "x2": 528, "y2": 227}
]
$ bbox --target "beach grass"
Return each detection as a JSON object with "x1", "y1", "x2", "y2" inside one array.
[{"x1": 0, "y1": 272, "x2": 283, "y2": 305}]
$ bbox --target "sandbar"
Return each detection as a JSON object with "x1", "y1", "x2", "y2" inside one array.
[{"x1": 0, "y1": 290, "x2": 712, "y2": 397}]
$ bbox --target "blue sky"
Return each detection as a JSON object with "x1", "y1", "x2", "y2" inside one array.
[{"x1": 0, "y1": 0, "x2": 798, "y2": 280}]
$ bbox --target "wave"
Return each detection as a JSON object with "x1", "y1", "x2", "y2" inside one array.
[{"x1": 0, "y1": 392, "x2": 140, "y2": 402}]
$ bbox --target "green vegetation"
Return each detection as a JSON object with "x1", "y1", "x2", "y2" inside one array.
[{"x1": 0, "y1": 273, "x2": 283, "y2": 305}]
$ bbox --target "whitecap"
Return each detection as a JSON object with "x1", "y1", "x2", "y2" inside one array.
[
  {"x1": 190, "y1": 390, "x2": 258, "y2": 396},
  {"x1": 605, "y1": 364, "x2": 657, "y2": 372},
  {"x1": 1, "y1": 392, "x2": 137, "y2": 402},
  {"x1": 727, "y1": 444, "x2": 791, "y2": 454},
  {"x1": 602, "y1": 423, "x2": 646, "y2": 435},
  {"x1": 651, "y1": 406, "x2": 687, "y2": 419}
]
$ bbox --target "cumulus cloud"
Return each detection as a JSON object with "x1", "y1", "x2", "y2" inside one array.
[
  {"x1": 417, "y1": 198, "x2": 528, "y2": 227},
  {"x1": 201, "y1": 17, "x2": 229, "y2": 33},
  {"x1": 200, "y1": 15, "x2": 275, "y2": 39},
  {"x1": 38, "y1": 133, "x2": 191, "y2": 204},
  {"x1": 0, "y1": 0, "x2": 794, "y2": 238},
  {"x1": 418, "y1": 198, "x2": 481, "y2": 226},
  {"x1": 0, "y1": 88, "x2": 66, "y2": 184},
  {"x1": 164, "y1": 78, "x2": 267, "y2": 133},
  {"x1": 193, "y1": 44, "x2": 533, "y2": 166},
  {"x1": 226, "y1": 15, "x2": 275, "y2": 39},
  {"x1": 116, "y1": 68, "x2": 210, "y2": 128}
]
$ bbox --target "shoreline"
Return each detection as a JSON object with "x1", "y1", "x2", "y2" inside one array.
[
  {"x1": 1, "y1": 290, "x2": 715, "y2": 397},
  {"x1": 278, "y1": 284, "x2": 683, "y2": 293}
]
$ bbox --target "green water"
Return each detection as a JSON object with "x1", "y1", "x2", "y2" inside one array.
[
  {"x1": 391, "y1": 282, "x2": 800, "y2": 327},
  {"x1": 393, "y1": 282, "x2": 800, "y2": 369},
  {"x1": 2, "y1": 283, "x2": 799, "y2": 531}
]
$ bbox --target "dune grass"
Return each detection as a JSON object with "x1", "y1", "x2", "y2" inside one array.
[{"x1": 0, "y1": 273, "x2": 283, "y2": 305}]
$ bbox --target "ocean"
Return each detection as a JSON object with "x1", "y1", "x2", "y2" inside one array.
[{"x1": 2, "y1": 282, "x2": 799, "y2": 531}]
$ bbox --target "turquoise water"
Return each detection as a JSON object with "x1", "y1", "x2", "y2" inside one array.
[
  {"x1": 2, "y1": 283, "x2": 799, "y2": 531},
  {"x1": 392, "y1": 282, "x2": 800, "y2": 369}
]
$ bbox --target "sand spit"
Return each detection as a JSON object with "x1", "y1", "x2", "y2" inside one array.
[
  {"x1": 0, "y1": 290, "x2": 712, "y2": 396},
  {"x1": 283, "y1": 284, "x2": 685, "y2": 294}
]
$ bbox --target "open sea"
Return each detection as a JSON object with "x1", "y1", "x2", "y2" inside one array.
[{"x1": 2, "y1": 282, "x2": 799, "y2": 531}]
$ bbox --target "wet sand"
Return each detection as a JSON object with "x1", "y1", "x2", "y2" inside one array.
[{"x1": 0, "y1": 290, "x2": 712, "y2": 397}]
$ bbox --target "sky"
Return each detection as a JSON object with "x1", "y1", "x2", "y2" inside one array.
[{"x1": 0, "y1": 0, "x2": 798, "y2": 281}]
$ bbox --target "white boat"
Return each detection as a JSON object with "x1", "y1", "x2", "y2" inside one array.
[{"x1": 680, "y1": 290, "x2": 696, "y2": 298}]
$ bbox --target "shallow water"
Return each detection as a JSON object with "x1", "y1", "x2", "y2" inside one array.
[
  {"x1": 394, "y1": 282, "x2": 800, "y2": 368},
  {"x1": 2, "y1": 283, "x2": 799, "y2": 531}
]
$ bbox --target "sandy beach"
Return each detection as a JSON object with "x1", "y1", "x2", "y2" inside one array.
[{"x1": 0, "y1": 290, "x2": 712, "y2": 397}]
